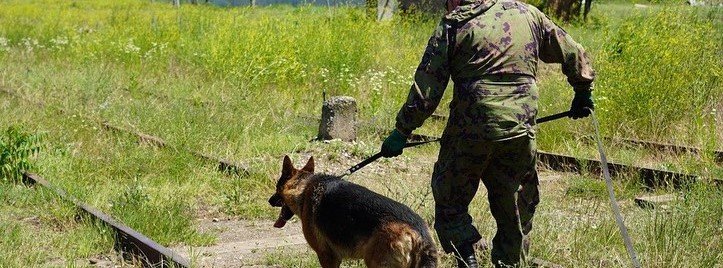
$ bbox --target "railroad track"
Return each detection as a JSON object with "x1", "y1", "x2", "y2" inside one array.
[
  {"x1": 1, "y1": 87, "x2": 250, "y2": 176},
  {"x1": 1, "y1": 88, "x2": 246, "y2": 266},
  {"x1": 22, "y1": 173, "x2": 189, "y2": 268},
  {"x1": 100, "y1": 123, "x2": 249, "y2": 176},
  {"x1": 605, "y1": 137, "x2": 723, "y2": 163},
  {"x1": 408, "y1": 133, "x2": 721, "y2": 188},
  {"x1": 428, "y1": 114, "x2": 723, "y2": 163},
  {"x1": 6, "y1": 85, "x2": 719, "y2": 187}
]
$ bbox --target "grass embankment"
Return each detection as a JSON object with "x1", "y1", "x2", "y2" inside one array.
[{"x1": 0, "y1": 0, "x2": 721, "y2": 266}]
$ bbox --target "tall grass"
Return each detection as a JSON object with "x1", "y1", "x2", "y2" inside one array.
[
  {"x1": 637, "y1": 183, "x2": 722, "y2": 266},
  {"x1": 0, "y1": 1, "x2": 431, "y2": 106},
  {"x1": 596, "y1": 8, "x2": 721, "y2": 144},
  {"x1": 1, "y1": 1, "x2": 719, "y2": 146},
  {"x1": 0, "y1": 1, "x2": 436, "y2": 165}
]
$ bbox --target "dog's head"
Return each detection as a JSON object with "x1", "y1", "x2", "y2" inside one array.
[{"x1": 269, "y1": 155, "x2": 314, "y2": 228}]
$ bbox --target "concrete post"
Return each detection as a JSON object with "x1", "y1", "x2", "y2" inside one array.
[{"x1": 318, "y1": 96, "x2": 357, "y2": 141}]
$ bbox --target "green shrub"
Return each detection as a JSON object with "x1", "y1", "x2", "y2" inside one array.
[{"x1": 0, "y1": 126, "x2": 41, "y2": 183}]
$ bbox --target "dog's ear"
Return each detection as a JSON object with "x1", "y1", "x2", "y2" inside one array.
[
  {"x1": 301, "y1": 156, "x2": 314, "y2": 173},
  {"x1": 282, "y1": 155, "x2": 295, "y2": 177}
]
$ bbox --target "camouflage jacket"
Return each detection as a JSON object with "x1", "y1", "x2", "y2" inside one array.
[{"x1": 395, "y1": 0, "x2": 595, "y2": 141}]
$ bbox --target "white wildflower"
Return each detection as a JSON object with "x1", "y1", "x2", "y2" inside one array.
[
  {"x1": 122, "y1": 39, "x2": 140, "y2": 54},
  {"x1": 144, "y1": 42, "x2": 168, "y2": 59},
  {"x1": 320, "y1": 68, "x2": 329, "y2": 83},
  {"x1": 76, "y1": 26, "x2": 94, "y2": 34},
  {"x1": 50, "y1": 36, "x2": 69, "y2": 49},
  {"x1": 0, "y1": 37, "x2": 8, "y2": 51},
  {"x1": 712, "y1": 108, "x2": 718, "y2": 121},
  {"x1": 21, "y1": 37, "x2": 39, "y2": 53}
]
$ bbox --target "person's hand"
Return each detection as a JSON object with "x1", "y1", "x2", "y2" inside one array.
[
  {"x1": 380, "y1": 129, "x2": 407, "y2": 158},
  {"x1": 570, "y1": 90, "x2": 594, "y2": 119}
]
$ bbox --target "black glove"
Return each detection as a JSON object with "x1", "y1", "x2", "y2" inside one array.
[
  {"x1": 380, "y1": 129, "x2": 407, "y2": 158},
  {"x1": 570, "y1": 90, "x2": 594, "y2": 119}
]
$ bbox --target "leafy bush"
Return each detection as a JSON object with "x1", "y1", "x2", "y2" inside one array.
[{"x1": 0, "y1": 126, "x2": 41, "y2": 183}]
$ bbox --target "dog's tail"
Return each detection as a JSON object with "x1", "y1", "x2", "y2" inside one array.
[{"x1": 411, "y1": 236, "x2": 438, "y2": 268}]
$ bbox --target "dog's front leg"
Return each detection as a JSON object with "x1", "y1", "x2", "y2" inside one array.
[{"x1": 317, "y1": 251, "x2": 341, "y2": 268}]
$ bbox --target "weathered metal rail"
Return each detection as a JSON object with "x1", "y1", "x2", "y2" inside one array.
[
  {"x1": 609, "y1": 137, "x2": 723, "y2": 163},
  {"x1": 537, "y1": 151, "x2": 705, "y2": 188},
  {"x1": 1, "y1": 87, "x2": 249, "y2": 176},
  {"x1": 430, "y1": 113, "x2": 723, "y2": 163},
  {"x1": 101, "y1": 123, "x2": 249, "y2": 176},
  {"x1": 3, "y1": 85, "x2": 245, "y2": 267},
  {"x1": 407, "y1": 133, "x2": 719, "y2": 188},
  {"x1": 121, "y1": 87, "x2": 212, "y2": 108},
  {"x1": 22, "y1": 173, "x2": 190, "y2": 268}
]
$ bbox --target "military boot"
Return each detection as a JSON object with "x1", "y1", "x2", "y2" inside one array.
[{"x1": 454, "y1": 241, "x2": 479, "y2": 268}]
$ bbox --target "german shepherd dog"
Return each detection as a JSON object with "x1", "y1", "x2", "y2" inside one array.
[{"x1": 268, "y1": 156, "x2": 438, "y2": 268}]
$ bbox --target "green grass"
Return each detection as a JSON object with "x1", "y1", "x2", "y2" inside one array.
[
  {"x1": 0, "y1": 0, "x2": 721, "y2": 266},
  {"x1": 0, "y1": 183, "x2": 115, "y2": 267}
]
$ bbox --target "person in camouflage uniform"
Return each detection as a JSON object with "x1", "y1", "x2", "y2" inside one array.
[{"x1": 380, "y1": 0, "x2": 595, "y2": 267}]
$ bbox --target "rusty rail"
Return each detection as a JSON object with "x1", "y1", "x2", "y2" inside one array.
[
  {"x1": 101, "y1": 123, "x2": 249, "y2": 176},
  {"x1": 428, "y1": 113, "x2": 723, "y2": 162},
  {"x1": 536, "y1": 151, "x2": 704, "y2": 188},
  {"x1": 407, "y1": 134, "x2": 719, "y2": 187},
  {"x1": 22, "y1": 173, "x2": 190, "y2": 268},
  {"x1": 2, "y1": 87, "x2": 249, "y2": 176},
  {"x1": 609, "y1": 137, "x2": 723, "y2": 163}
]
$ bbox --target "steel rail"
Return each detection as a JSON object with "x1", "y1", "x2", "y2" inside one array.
[
  {"x1": 429, "y1": 113, "x2": 723, "y2": 162},
  {"x1": 1, "y1": 87, "x2": 249, "y2": 176},
  {"x1": 22, "y1": 173, "x2": 190, "y2": 268},
  {"x1": 406, "y1": 134, "x2": 719, "y2": 188},
  {"x1": 101, "y1": 123, "x2": 249, "y2": 176},
  {"x1": 608, "y1": 137, "x2": 723, "y2": 163},
  {"x1": 536, "y1": 151, "x2": 707, "y2": 188}
]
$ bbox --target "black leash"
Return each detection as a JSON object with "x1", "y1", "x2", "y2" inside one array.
[
  {"x1": 339, "y1": 111, "x2": 570, "y2": 178},
  {"x1": 338, "y1": 142, "x2": 416, "y2": 178},
  {"x1": 537, "y1": 110, "x2": 570, "y2": 123}
]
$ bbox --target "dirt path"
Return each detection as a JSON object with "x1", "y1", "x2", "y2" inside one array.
[{"x1": 172, "y1": 219, "x2": 309, "y2": 267}]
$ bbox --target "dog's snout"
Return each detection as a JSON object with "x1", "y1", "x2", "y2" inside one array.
[{"x1": 269, "y1": 194, "x2": 283, "y2": 207}]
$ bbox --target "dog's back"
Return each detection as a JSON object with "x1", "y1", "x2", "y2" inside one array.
[{"x1": 305, "y1": 174, "x2": 437, "y2": 268}]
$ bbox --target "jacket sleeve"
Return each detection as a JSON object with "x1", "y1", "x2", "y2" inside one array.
[
  {"x1": 395, "y1": 21, "x2": 452, "y2": 136},
  {"x1": 537, "y1": 12, "x2": 595, "y2": 92}
]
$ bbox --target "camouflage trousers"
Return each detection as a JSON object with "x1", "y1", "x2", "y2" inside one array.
[{"x1": 432, "y1": 134, "x2": 540, "y2": 267}]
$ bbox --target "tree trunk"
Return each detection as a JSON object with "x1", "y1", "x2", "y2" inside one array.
[
  {"x1": 583, "y1": 0, "x2": 593, "y2": 21},
  {"x1": 545, "y1": 0, "x2": 581, "y2": 22}
]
